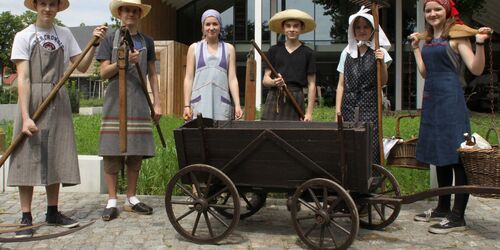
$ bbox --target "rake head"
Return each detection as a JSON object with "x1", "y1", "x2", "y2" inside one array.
[{"x1": 348, "y1": 0, "x2": 390, "y2": 8}]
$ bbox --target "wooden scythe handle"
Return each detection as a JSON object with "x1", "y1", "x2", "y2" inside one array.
[
  {"x1": 0, "y1": 24, "x2": 108, "y2": 168},
  {"x1": 250, "y1": 40, "x2": 305, "y2": 119},
  {"x1": 121, "y1": 27, "x2": 166, "y2": 148},
  {"x1": 372, "y1": 1, "x2": 385, "y2": 166},
  {"x1": 118, "y1": 44, "x2": 128, "y2": 153}
]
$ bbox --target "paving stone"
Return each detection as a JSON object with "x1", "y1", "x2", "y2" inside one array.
[{"x1": 1, "y1": 192, "x2": 500, "y2": 249}]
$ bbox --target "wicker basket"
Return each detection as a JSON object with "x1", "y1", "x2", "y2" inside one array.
[
  {"x1": 459, "y1": 128, "x2": 500, "y2": 198},
  {"x1": 386, "y1": 114, "x2": 430, "y2": 170}
]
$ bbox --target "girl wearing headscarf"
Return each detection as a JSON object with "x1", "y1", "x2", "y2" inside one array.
[
  {"x1": 9, "y1": 0, "x2": 106, "y2": 237},
  {"x1": 335, "y1": 6, "x2": 392, "y2": 165},
  {"x1": 410, "y1": 0, "x2": 491, "y2": 234},
  {"x1": 183, "y1": 9, "x2": 242, "y2": 121}
]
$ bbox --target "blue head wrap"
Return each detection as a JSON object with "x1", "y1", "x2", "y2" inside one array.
[{"x1": 201, "y1": 9, "x2": 224, "y2": 40}]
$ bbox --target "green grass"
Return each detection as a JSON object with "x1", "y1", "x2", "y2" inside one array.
[
  {"x1": 1, "y1": 107, "x2": 499, "y2": 196},
  {"x1": 79, "y1": 98, "x2": 104, "y2": 107}
]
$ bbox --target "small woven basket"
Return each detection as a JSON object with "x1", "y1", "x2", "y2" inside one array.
[
  {"x1": 459, "y1": 128, "x2": 500, "y2": 198},
  {"x1": 387, "y1": 114, "x2": 429, "y2": 170}
]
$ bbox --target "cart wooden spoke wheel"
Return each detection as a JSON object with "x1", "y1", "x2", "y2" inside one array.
[
  {"x1": 164, "y1": 164, "x2": 240, "y2": 244},
  {"x1": 213, "y1": 191, "x2": 267, "y2": 220},
  {"x1": 290, "y1": 178, "x2": 359, "y2": 250},
  {"x1": 358, "y1": 164, "x2": 401, "y2": 230}
]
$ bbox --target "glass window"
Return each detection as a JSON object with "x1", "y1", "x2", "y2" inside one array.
[
  {"x1": 314, "y1": 3, "x2": 334, "y2": 45},
  {"x1": 221, "y1": 6, "x2": 234, "y2": 42},
  {"x1": 246, "y1": 0, "x2": 271, "y2": 42}
]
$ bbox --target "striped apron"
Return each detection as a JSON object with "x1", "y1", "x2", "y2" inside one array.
[{"x1": 98, "y1": 30, "x2": 155, "y2": 157}]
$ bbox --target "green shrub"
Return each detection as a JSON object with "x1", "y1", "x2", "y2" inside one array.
[
  {"x1": 0, "y1": 85, "x2": 18, "y2": 104},
  {"x1": 66, "y1": 80, "x2": 79, "y2": 113}
]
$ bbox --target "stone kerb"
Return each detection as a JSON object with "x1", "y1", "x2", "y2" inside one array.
[
  {"x1": 0, "y1": 155, "x2": 106, "y2": 193},
  {"x1": 0, "y1": 104, "x2": 17, "y2": 122}
]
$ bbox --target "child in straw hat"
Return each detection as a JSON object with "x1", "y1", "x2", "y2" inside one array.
[
  {"x1": 261, "y1": 9, "x2": 317, "y2": 122},
  {"x1": 96, "y1": 0, "x2": 160, "y2": 221},
  {"x1": 410, "y1": 0, "x2": 492, "y2": 234},
  {"x1": 335, "y1": 6, "x2": 392, "y2": 166},
  {"x1": 9, "y1": 0, "x2": 107, "y2": 237}
]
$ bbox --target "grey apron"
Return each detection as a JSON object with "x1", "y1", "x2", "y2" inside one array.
[
  {"x1": 98, "y1": 30, "x2": 154, "y2": 157},
  {"x1": 8, "y1": 39, "x2": 80, "y2": 187}
]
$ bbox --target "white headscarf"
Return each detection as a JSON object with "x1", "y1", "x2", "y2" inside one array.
[{"x1": 344, "y1": 6, "x2": 391, "y2": 59}]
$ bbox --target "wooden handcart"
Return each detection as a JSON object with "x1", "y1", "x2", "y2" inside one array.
[
  {"x1": 165, "y1": 116, "x2": 404, "y2": 249},
  {"x1": 165, "y1": 115, "x2": 500, "y2": 250}
]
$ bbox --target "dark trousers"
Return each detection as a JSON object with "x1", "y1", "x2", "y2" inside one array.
[{"x1": 435, "y1": 163, "x2": 469, "y2": 219}]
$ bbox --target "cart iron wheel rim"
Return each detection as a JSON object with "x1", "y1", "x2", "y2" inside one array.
[
  {"x1": 358, "y1": 164, "x2": 402, "y2": 230},
  {"x1": 213, "y1": 191, "x2": 267, "y2": 220},
  {"x1": 164, "y1": 164, "x2": 240, "y2": 244},
  {"x1": 291, "y1": 178, "x2": 359, "y2": 250}
]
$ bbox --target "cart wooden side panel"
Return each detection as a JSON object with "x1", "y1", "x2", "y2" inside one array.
[{"x1": 174, "y1": 119, "x2": 373, "y2": 193}]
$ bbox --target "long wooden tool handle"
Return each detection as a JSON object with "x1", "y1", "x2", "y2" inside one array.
[
  {"x1": 372, "y1": 1, "x2": 385, "y2": 166},
  {"x1": 134, "y1": 64, "x2": 167, "y2": 148},
  {"x1": 118, "y1": 45, "x2": 127, "y2": 153},
  {"x1": 0, "y1": 25, "x2": 106, "y2": 168},
  {"x1": 250, "y1": 40, "x2": 305, "y2": 119},
  {"x1": 244, "y1": 51, "x2": 256, "y2": 120}
]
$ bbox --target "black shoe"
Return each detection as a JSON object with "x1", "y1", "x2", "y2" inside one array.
[
  {"x1": 414, "y1": 208, "x2": 448, "y2": 222},
  {"x1": 428, "y1": 216, "x2": 466, "y2": 234},
  {"x1": 46, "y1": 212, "x2": 79, "y2": 228},
  {"x1": 102, "y1": 207, "x2": 119, "y2": 221},
  {"x1": 246, "y1": 193, "x2": 266, "y2": 210},
  {"x1": 124, "y1": 202, "x2": 153, "y2": 215},
  {"x1": 15, "y1": 217, "x2": 34, "y2": 238}
]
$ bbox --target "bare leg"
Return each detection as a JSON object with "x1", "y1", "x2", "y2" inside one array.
[
  {"x1": 19, "y1": 186, "x2": 34, "y2": 213},
  {"x1": 105, "y1": 173, "x2": 118, "y2": 199},
  {"x1": 126, "y1": 157, "x2": 142, "y2": 198},
  {"x1": 46, "y1": 183, "x2": 60, "y2": 206}
]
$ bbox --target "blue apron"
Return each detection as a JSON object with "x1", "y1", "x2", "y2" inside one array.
[{"x1": 416, "y1": 38, "x2": 470, "y2": 166}]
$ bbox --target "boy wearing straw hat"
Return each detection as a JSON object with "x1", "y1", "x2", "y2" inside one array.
[
  {"x1": 9, "y1": 0, "x2": 107, "y2": 238},
  {"x1": 261, "y1": 9, "x2": 317, "y2": 122},
  {"x1": 96, "y1": 0, "x2": 160, "y2": 221},
  {"x1": 253, "y1": 9, "x2": 317, "y2": 209}
]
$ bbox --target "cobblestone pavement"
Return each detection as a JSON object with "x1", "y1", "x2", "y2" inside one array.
[{"x1": 1, "y1": 192, "x2": 500, "y2": 249}]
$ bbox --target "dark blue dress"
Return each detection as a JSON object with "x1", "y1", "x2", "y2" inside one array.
[{"x1": 416, "y1": 38, "x2": 471, "y2": 166}]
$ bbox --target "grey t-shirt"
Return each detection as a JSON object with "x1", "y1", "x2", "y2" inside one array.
[{"x1": 96, "y1": 30, "x2": 156, "y2": 64}]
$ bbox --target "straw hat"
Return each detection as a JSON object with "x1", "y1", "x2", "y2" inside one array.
[
  {"x1": 109, "y1": 0, "x2": 151, "y2": 19},
  {"x1": 24, "y1": 0, "x2": 70, "y2": 12},
  {"x1": 268, "y1": 9, "x2": 316, "y2": 34}
]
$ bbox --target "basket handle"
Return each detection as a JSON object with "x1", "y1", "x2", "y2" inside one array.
[
  {"x1": 395, "y1": 113, "x2": 420, "y2": 138},
  {"x1": 485, "y1": 127, "x2": 500, "y2": 145}
]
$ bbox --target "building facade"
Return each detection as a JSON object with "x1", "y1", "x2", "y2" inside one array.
[{"x1": 141, "y1": 0, "x2": 498, "y2": 112}]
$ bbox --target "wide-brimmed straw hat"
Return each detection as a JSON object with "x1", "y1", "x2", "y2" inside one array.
[
  {"x1": 268, "y1": 9, "x2": 316, "y2": 34},
  {"x1": 24, "y1": 0, "x2": 70, "y2": 12},
  {"x1": 110, "y1": 0, "x2": 151, "y2": 19}
]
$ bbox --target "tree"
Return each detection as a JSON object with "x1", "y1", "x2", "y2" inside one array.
[
  {"x1": 0, "y1": 12, "x2": 23, "y2": 71},
  {"x1": 111, "y1": 16, "x2": 121, "y2": 29},
  {"x1": 312, "y1": 0, "x2": 358, "y2": 43},
  {"x1": 312, "y1": 0, "x2": 486, "y2": 43},
  {"x1": 0, "y1": 11, "x2": 64, "y2": 73},
  {"x1": 18, "y1": 11, "x2": 64, "y2": 27}
]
